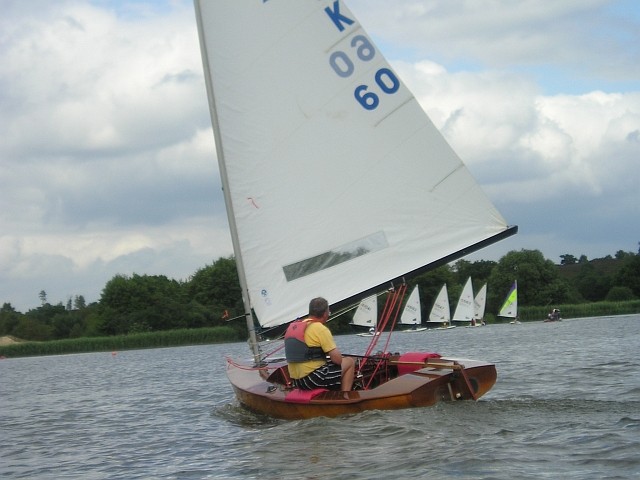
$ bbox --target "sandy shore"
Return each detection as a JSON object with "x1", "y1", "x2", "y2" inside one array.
[{"x1": 0, "y1": 336, "x2": 23, "y2": 346}]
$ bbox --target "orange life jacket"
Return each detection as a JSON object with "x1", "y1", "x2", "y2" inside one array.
[{"x1": 284, "y1": 320, "x2": 326, "y2": 363}]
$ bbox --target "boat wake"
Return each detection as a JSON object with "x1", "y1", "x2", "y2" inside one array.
[{"x1": 210, "y1": 402, "x2": 282, "y2": 428}]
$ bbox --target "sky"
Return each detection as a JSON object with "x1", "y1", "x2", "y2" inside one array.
[{"x1": 1, "y1": 0, "x2": 639, "y2": 312}]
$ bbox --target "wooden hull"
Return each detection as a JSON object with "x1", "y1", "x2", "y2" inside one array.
[{"x1": 226, "y1": 355, "x2": 497, "y2": 420}]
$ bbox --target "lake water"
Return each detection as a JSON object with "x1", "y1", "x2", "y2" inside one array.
[{"x1": 1, "y1": 315, "x2": 639, "y2": 479}]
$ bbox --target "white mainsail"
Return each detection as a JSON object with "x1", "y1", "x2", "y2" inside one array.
[
  {"x1": 498, "y1": 281, "x2": 518, "y2": 319},
  {"x1": 350, "y1": 295, "x2": 377, "y2": 330},
  {"x1": 474, "y1": 283, "x2": 487, "y2": 322},
  {"x1": 195, "y1": 1, "x2": 514, "y2": 330},
  {"x1": 399, "y1": 285, "x2": 424, "y2": 330},
  {"x1": 452, "y1": 277, "x2": 475, "y2": 324},
  {"x1": 428, "y1": 284, "x2": 451, "y2": 325}
]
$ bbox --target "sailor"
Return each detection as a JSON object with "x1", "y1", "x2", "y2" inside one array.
[{"x1": 284, "y1": 297, "x2": 355, "y2": 391}]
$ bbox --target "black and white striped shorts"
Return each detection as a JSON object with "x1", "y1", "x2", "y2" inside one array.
[{"x1": 293, "y1": 362, "x2": 342, "y2": 390}]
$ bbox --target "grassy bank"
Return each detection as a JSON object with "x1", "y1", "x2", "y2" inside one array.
[
  {"x1": 0, "y1": 326, "x2": 242, "y2": 359},
  {"x1": 492, "y1": 300, "x2": 640, "y2": 323}
]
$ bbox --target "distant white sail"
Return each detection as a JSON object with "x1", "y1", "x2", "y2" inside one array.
[
  {"x1": 428, "y1": 285, "x2": 451, "y2": 324},
  {"x1": 474, "y1": 283, "x2": 487, "y2": 321},
  {"x1": 400, "y1": 285, "x2": 421, "y2": 326},
  {"x1": 452, "y1": 277, "x2": 474, "y2": 323},
  {"x1": 351, "y1": 295, "x2": 377, "y2": 329}
]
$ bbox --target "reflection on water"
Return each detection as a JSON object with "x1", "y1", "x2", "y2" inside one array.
[{"x1": 1, "y1": 315, "x2": 639, "y2": 479}]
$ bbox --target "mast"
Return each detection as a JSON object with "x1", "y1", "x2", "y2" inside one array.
[{"x1": 193, "y1": 1, "x2": 260, "y2": 363}]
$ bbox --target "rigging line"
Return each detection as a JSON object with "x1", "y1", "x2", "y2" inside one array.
[
  {"x1": 360, "y1": 284, "x2": 406, "y2": 389},
  {"x1": 260, "y1": 342, "x2": 285, "y2": 360},
  {"x1": 327, "y1": 289, "x2": 388, "y2": 324},
  {"x1": 365, "y1": 284, "x2": 406, "y2": 356},
  {"x1": 380, "y1": 284, "x2": 406, "y2": 354},
  {"x1": 223, "y1": 313, "x2": 251, "y2": 322}
]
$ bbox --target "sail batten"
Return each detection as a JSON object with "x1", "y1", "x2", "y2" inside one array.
[{"x1": 195, "y1": 1, "x2": 516, "y2": 329}]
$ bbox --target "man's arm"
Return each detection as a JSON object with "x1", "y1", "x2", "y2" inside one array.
[{"x1": 327, "y1": 347, "x2": 343, "y2": 365}]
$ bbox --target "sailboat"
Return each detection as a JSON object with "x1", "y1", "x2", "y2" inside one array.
[
  {"x1": 452, "y1": 277, "x2": 475, "y2": 326},
  {"x1": 427, "y1": 284, "x2": 455, "y2": 330},
  {"x1": 398, "y1": 285, "x2": 427, "y2": 332},
  {"x1": 194, "y1": 1, "x2": 516, "y2": 419},
  {"x1": 470, "y1": 283, "x2": 487, "y2": 327},
  {"x1": 498, "y1": 281, "x2": 519, "y2": 324},
  {"x1": 350, "y1": 295, "x2": 379, "y2": 336}
]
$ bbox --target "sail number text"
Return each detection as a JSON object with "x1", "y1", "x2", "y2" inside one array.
[{"x1": 325, "y1": 1, "x2": 400, "y2": 110}]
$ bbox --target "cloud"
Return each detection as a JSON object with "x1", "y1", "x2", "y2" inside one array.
[
  {"x1": 0, "y1": 1, "x2": 232, "y2": 310},
  {"x1": 1, "y1": 0, "x2": 639, "y2": 311},
  {"x1": 349, "y1": 0, "x2": 640, "y2": 86}
]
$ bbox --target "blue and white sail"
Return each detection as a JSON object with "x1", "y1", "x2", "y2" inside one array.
[{"x1": 194, "y1": 1, "x2": 515, "y2": 330}]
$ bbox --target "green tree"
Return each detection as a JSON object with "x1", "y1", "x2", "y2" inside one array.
[
  {"x1": 25, "y1": 303, "x2": 66, "y2": 326},
  {"x1": 605, "y1": 286, "x2": 636, "y2": 301},
  {"x1": 13, "y1": 316, "x2": 53, "y2": 341},
  {"x1": 74, "y1": 295, "x2": 86, "y2": 310},
  {"x1": 560, "y1": 254, "x2": 577, "y2": 265},
  {"x1": 98, "y1": 274, "x2": 187, "y2": 334},
  {"x1": 488, "y1": 249, "x2": 570, "y2": 311},
  {"x1": 453, "y1": 259, "x2": 496, "y2": 289},
  {"x1": 52, "y1": 311, "x2": 80, "y2": 339},
  {"x1": 614, "y1": 254, "x2": 640, "y2": 298},
  {"x1": 576, "y1": 262, "x2": 612, "y2": 301},
  {"x1": 0, "y1": 303, "x2": 22, "y2": 336},
  {"x1": 186, "y1": 256, "x2": 243, "y2": 322}
]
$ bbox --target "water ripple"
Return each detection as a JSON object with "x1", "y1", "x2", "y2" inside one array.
[{"x1": 1, "y1": 316, "x2": 639, "y2": 479}]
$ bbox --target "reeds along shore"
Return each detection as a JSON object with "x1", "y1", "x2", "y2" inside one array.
[
  {"x1": 0, "y1": 326, "x2": 239, "y2": 358},
  {"x1": 506, "y1": 300, "x2": 640, "y2": 322}
]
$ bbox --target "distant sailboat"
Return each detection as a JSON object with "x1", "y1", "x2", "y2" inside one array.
[
  {"x1": 399, "y1": 285, "x2": 427, "y2": 332},
  {"x1": 471, "y1": 283, "x2": 487, "y2": 327},
  {"x1": 195, "y1": 0, "x2": 516, "y2": 419},
  {"x1": 427, "y1": 284, "x2": 455, "y2": 330},
  {"x1": 350, "y1": 295, "x2": 379, "y2": 336},
  {"x1": 452, "y1": 277, "x2": 475, "y2": 326},
  {"x1": 498, "y1": 281, "x2": 519, "y2": 324}
]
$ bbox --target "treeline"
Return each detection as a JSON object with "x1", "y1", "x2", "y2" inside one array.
[
  {"x1": 0, "y1": 257, "x2": 245, "y2": 343},
  {"x1": 1, "y1": 248, "x2": 639, "y2": 343}
]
